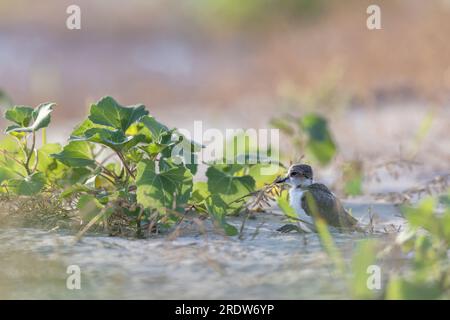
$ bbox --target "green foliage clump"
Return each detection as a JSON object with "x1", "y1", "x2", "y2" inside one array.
[
  {"x1": 271, "y1": 112, "x2": 337, "y2": 166},
  {"x1": 349, "y1": 195, "x2": 450, "y2": 300},
  {"x1": 0, "y1": 96, "x2": 281, "y2": 237}
]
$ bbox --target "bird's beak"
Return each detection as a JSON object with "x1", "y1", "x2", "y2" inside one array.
[{"x1": 274, "y1": 176, "x2": 288, "y2": 184}]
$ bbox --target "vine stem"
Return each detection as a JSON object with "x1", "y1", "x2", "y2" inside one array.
[
  {"x1": 99, "y1": 173, "x2": 115, "y2": 185},
  {"x1": 95, "y1": 161, "x2": 118, "y2": 180},
  {"x1": 31, "y1": 148, "x2": 39, "y2": 173},
  {"x1": 115, "y1": 150, "x2": 135, "y2": 179},
  {"x1": 24, "y1": 131, "x2": 36, "y2": 175}
]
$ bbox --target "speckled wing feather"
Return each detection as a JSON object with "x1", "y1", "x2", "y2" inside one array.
[{"x1": 301, "y1": 183, "x2": 359, "y2": 230}]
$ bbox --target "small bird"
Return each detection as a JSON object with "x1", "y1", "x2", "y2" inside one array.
[{"x1": 275, "y1": 164, "x2": 362, "y2": 233}]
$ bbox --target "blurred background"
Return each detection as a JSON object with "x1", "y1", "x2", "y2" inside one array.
[{"x1": 0, "y1": 0, "x2": 449, "y2": 177}]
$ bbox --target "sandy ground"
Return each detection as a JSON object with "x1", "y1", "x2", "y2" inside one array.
[{"x1": 0, "y1": 201, "x2": 403, "y2": 299}]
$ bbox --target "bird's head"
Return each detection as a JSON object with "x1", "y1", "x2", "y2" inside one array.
[{"x1": 275, "y1": 164, "x2": 313, "y2": 188}]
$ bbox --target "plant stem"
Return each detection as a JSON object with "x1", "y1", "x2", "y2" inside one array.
[
  {"x1": 115, "y1": 150, "x2": 135, "y2": 179},
  {"x1": 24, "y1": 131, "x2": 36, "y2": 175},
  {"x1": 31, "y1": 148, "x2": 39, "y2": 173},
  {"x1": 96, "y1": 161, "x2": 118, "y2": 180},
  {"x1": 99, "y1": 173, "x2": 115, "y2": 185}
]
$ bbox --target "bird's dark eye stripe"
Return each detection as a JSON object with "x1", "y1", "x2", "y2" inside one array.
[{"x1": 291, "y1": 172, "x2": 308, "y2": 178}]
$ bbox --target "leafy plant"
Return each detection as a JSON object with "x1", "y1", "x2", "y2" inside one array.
[
  {"x1": 349, "y1": 194, "x2": 450, "y2": 299},
  {"x1": 0, "y1": 102, "x2": 56, "y2": 195},
  {"x1": 270, "y1": 112, "x2": 337, "y2": 166},
  {"x1": 0, "y1": 96, "x2": 284, "y2": 238}
]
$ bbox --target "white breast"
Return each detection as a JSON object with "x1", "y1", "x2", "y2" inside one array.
[{"x1": 289, "y1": 188, "x2": 314, "y2": 224}]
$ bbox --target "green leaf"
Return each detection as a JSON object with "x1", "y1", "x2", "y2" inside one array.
[
  {"x1": 158, "y1": 133, "x2": 201, "y2": 175},
  {"x1": 0, "y1": 136, "x2": 26, "y2": 175},
  {"x1": 248, "y1": 163, "x2": 283, "y2": 189},
  {"x1": 51, "y1": 141, "x2": 96, "y2": 168},
  {"x1": 136, "y1": 160, "x2": 193, "y2": 212},
  {"x1": 30, "y1": 103, "x2": 55, "y2": 131},
  {"x1": 140, "y1": 142, "x2": 170, "y2": 158},
  {"x1": 4, "y1": 105, "x2": 34, "y2": 127},
  {"x1": 277, "y1": 194, "x2": 298, "y2": 220},
  {"x1": 344, "y1": 178, "x2": 362, "y2": 196},
  {"x1": 7, "y1": 172, "x2": 46, "y2": 195},
  {"x1": 70, "y1": 118, "x2": 104, "y2": 137},
  {"x1": 72, "y1": 115, "x2": 148, "y2": 152},
  {"x1": 77, "y1": 194, "x2": 105, "y2": 221},
  {"x1": 402, "y1": 197, "x2": 440, "y2": 235},
  {"x1": 191, "y1": 181, "x2": 210, "y2": 204},
  {"x1": 141, "y1": 115, "x2": 170, "y2": 142},
  {"x1": 5, "y1": 103, "x2": 55, "y2": 133},
  {"x1": 0, "y1": 167, "x2": 17, "y2": 184},
  {"x1": 60, "y1": 183, "x2": 91, "y2": 198},
  {"x1": 299, "y1": 113, "x2": 337, "y2": 166},
  {"x1": 206, "y1": 165, "x2": 255, "y2": 204},
  {"x1": 88, "y1": 96, "x2": 148, "y2": 132},
  {"x1": 205, "y1": 195, "x2": 238, "y2": 236},
  {"x1": 55, "y1": 167, "x2": 92, "y2": 188},
  {"x1": 342, "y1": 161, "x2": 363, "y2": 196},
  {"x1": 74, "y1": 126, "x2": 118, "y2": 144},
  {"x1": 28, "y1": 143, "x2": 64, "y2": 177}
]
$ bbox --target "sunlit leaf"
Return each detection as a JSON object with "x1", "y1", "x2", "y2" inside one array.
[
  {"x1": 248, "y1": 163, "x2": 283, "y2": 189},
  {"x1": 191, "y1": 181, "x2": 210, "y2": 204},
  {"x1": 7, "y1": 172, "x2": 46, "y2": 195},
  {"x1": 206, "y1": 165, "x2": 255, "y2": 204},
  {"x1": 277, "y1": 193, "x2": 298, "y2": 220},
  {"x1": 72, "y1": 114, "x2": 148, "y2": 152},
  {"x1": 299, "y1": 113, "x2": 337, "y2": 165},
  {"x1": 0, "y1": 167, "x2": 16, "y2": 184},
  {"x1": 72, "y1": 127, "x2": 146, "y2": 150},
  {"x1": 136, "y1": 160, "x2": 193, "y2": 213},
  {"x1": 141, "y1": 115, "x2": 170, "y2": 142},
  {"x1": 0, "y1": 136, "x2": 26, "y2": 175},
  {"x1": 70, "y1": 118, "x2": 105, "y2": 137},
  {"x1": 26, "y1": 143, "x2": 65, "y2": 179},
  {"x1": 5, "y1": 103, "x2": 55, "y2": 133},
  {"x1": 51, "y1": 141, "x2": 96, "y2": 168},
  {"x1": 4, "y1": 105, "x2": 33, "y2": 127},
  {"x1": 403, "y1": 197, "x2": 440, "y2": 235},
  {"x1": 77, "y1": 194, "x2": 105, "y2": 221},
  {"x1": 88, "y1": 96, "x2": 148, "y2": 132}
]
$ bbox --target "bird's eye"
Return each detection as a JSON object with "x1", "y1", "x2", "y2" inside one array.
[{"x1": 290, "y1": 172, "x2": 298, "y2": 177}]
